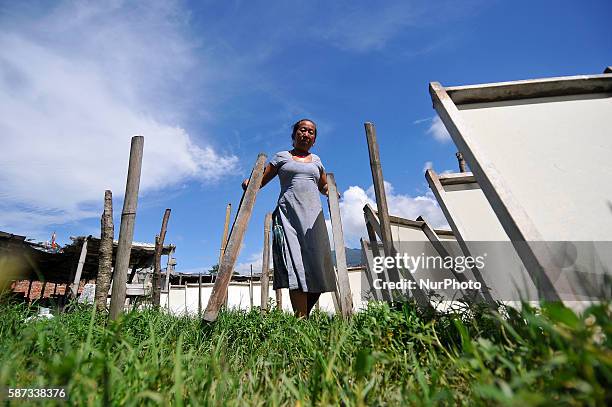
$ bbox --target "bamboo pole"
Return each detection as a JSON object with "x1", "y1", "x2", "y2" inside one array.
[
  {"x1": 69, "y1": 237, "x2": 89, "y2": 299},
  {"x1": 260, "y1": 213, "x2": 272, "y2": 312},
  {"x1": 203, "y1": 153, "x2": 267, "y2": 322},
  {"x1": 364, "y1": 122, "x2": 430, "y2": 308},
  {"x1": 327, "y1": 173, "x2": 353, "y2": 318},
  {"x1": 110, "y1": 135, "x2": 144, "y2": 320},
  {"x1": 152, "y1": 208, "x2": 171, "y2": 306},
  {"x1": 95, "y1": 190, "x2": 114, "y2": 312}
]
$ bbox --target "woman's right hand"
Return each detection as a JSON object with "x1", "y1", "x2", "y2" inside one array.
[{"x1": 241, "y1": 178, "x2": 249, "y2": 191}]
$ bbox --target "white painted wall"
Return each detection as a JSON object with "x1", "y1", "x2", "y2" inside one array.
[
  {"x1": 159, "y1": 271, "x2": 366, "y2": 316},
  {"x1": 456, "y1": 93, "x2": 612, "y2": 298}
]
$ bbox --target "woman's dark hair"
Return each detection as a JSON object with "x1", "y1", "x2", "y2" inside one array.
[{"x1": 291, "y1": 119, "x2": 317, "y2": 140}]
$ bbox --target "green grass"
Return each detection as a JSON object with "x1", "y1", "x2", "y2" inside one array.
[{"x1": 0, "y1": 299, "x2": 610, "y2": 406}]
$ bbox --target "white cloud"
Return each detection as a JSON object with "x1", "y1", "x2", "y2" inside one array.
[
  {"x1": 313, "y1": 2, "x2": 424, "y2": 52},
  {"x1": 334, "y1": 181, "x2": 448, "y2": 248},
  {"x1": 426, "y1": 115, "x2": 452, "y2": 143},
  {"x1": 233, "y1": 250, "x2": 273, "y2": 276},
  {"x1": 423, "y1": 161, "x2": 433, "y2": 172},
  {"x1": 0, "y1": 1, "x2": 237, "y2": 236}
]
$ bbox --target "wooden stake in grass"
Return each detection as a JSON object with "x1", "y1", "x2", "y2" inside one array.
[
  {"x1": 249, "y1": 265, "x2": 254, "y2": 309},
  {"x1": 198, "y1": 272, "x2": 202, "y2": 317},
  {"x1": 152, "y1": 208, "x2": 171, "y2": 307},
  {"x1": 219, "y1": 203, "x2": 231, "y2": 306},
  {"x1": 95, "y1": 190, "x2": 114, "y2": 312},
  {"x1": 69, "y1": 236, "x2": 89, "y2": 299},
  {"x1": 164, "y1": 248, "x2": 175, "y2": 292},
  {"x1": 110, "y1": 135, "x2": 144, "y2": 320},
  {"x1": 364, "y1": 123, "x2": 430, "y2": 308},
  {"x1": 219, "y1": 203, "x2": 232, "y2": 265},
  {"x1": 327, "y1": 173, "x2": 353, "y2": 318},
  {"x1": 260, "y1": 213, "x2": 272, "y2": 312},
  {"x1": 203, "y1": 153, "x2": 267, "y2": 322},
  {"x1": 275, "y1": 289, "x2": 282, "y2": 310}
]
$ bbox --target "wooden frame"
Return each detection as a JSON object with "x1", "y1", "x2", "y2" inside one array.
[
  {"x1": 362, "y1": 203, "x2": 476, "y2": 302},
  {"x1": 429, "y1": 71, "x2": 612, "y2": 301}
]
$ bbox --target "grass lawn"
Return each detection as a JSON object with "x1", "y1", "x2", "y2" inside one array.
[{"x1": 0, "y1": 299, "x2": 610, "y2": 406}]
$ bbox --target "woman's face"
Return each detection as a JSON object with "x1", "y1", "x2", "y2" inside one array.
[{"x1": 293, "y1": 121, "x2": 316, "y2": 152}]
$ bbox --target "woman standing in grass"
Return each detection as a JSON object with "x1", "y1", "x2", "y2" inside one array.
[{"x1": 242, "y1": 119, "x2": 336, "y2": 318}]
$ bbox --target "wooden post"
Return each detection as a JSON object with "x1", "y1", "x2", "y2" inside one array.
[
  {"x1": 39, "y1": 280, "x2": 47, "y2": 300},
  {"x1": 110, "y1": 135, "x2": 144, "y2": 320},
  {"x1": 164, "y1": 249, "x2": 175, "y2": 291},
  {"x1": 327, "y1": 173, "x2": 353, "y2": 318},
  {"x1": 152, "y1": 208, "x2": 171, "y2": 306},
  {"x1": 363, "y1": 205, "x2": 392, "y2": 302},
  {"x1": 220, "y1": 203, "x2": 232, "y2": 307},
  {"x1": 198, "y1": 273, "x2": 202, "y2": 317},
  {"x1": 203, "y1": 153, "x2": 267, "y2": 322},
  {"x1": 364, "y1": 122, "x2": 430, "y2": 308},
  {"x1": 26, "y1": 279, "x2": 32, "y2": 302},
  {"x1": 456, "y1": 152, "x2": 467, "y2": 173},
  {"x1": 276, "y1": 289, "x2": 282, "y2": 310},
  {"x1": 128, "y1": 264, "x2": 138, "y2": 284},
  {"x1": 260, "y1": 213, "x2": 272, "y2": 312},
  {"x1": 167, "y1": 282, "x2": 172, "y2": 311},
  {"x1": 95, "y1": 190, "x2": 114, "y2": 312},
  {"x1": 69, "y1": 237, "x2": 89, "y2": 299},
  {"x1": 184, "y1": 282, "x2": 188, "y2": 315},
  {"x1": 249, "y1": 265, "x2": 254, "y2": 309},
  {"x1": 219, "y1": 204, "x2": 232, "y2": 264}
]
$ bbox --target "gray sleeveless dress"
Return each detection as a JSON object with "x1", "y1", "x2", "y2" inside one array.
[{"x1": 270, "y1": 151, "x2": 336, "y2": 293}]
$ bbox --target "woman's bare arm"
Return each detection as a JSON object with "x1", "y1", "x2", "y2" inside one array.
[
  {"x1": 242, "y1": 163, "x2": 278, "y2": 190},
  {"x1": 318, "y1": 170, "x2": 329, "y2": 196}
]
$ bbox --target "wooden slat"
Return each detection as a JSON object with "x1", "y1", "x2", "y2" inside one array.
[
  {"x1": 68, "y1": 237, "x2": 89, "y2": 299},
  {"x1": 445, "y1": 73, "x2": 612, "y2": 105},
  {"x1": 260, "y1": 213, "x2": 272, "y2": 312},
  {"x1": 364, "y1": 123, "x2": 430, "y2": 307},
  {"x1": 327, "y1": 173, "x2": 353, "y2": 318},
  {"x1": 152, "y1": 208, "x2": 171, "y2": 306},
  {"x1": 437, "y1": 172, "x2": 477, "y2": 186},
  {"x1": 424, "y1": 170, "x2": 497, "y2": 305},
  {"x1": 203, "y1": 153, "x2": 267, "y2": 322}
]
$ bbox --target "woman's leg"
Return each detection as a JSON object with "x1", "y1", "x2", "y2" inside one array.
[
  {"x1": 289, "y1": 290, "x2": 308, "y2": 318},
  {"x1": 306, "y1": 293, "x2": 320, "y2": 315}
]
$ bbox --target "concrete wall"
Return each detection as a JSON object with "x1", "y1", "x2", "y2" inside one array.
[{"x1": 160, "y1": 269, "x2": 366, "y2": 316}]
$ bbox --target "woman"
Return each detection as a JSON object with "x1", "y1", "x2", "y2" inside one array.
[{"x1": 242, "y1": 119, "x2": 336, "y2": 318}]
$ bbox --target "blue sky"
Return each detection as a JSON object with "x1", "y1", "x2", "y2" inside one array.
[{"x1": 1, "y1": 0, "x2": 610, "y2": 274}]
